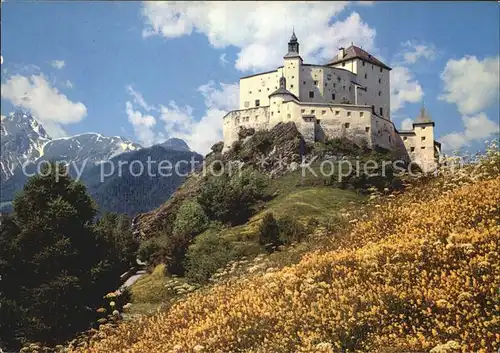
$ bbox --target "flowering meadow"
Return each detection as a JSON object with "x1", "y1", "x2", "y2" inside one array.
[{"x1": 68, "y1": 145, "x2": 500, "y2": 353}]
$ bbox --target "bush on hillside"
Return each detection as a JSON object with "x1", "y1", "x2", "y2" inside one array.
[
  {"x1": 184, "y1": 225, "x2": 238, "y2": 284},
  {"x1": 167, "y1": 201, "x2": 209, "y2": 275},
  {"x1": 277, "y1": 215, "x2": 306, "y2": 245},
  {"x1": 197, "y1": 168, "x2": 268, "y2": 226},
  {"x1": 258, "y1": 212, "x2": 280, "y2": 251}
]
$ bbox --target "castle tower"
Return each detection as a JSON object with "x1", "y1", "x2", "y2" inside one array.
[
  {"x1": 413, "y1": 102, "x2": 438, "y2": 172},
  {"x1": 268, "y1": 74, "x2": 297, "y2": 128},
  {"x1": 283, "y1": 30, "x2": 302, "y2": 99}
]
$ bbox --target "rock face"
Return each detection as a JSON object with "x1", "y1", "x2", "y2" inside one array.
[
  {"x1": 0, "y1": 111, "x2": 51, "y2": 182},
  {"x1": 225, "y1": 122, "x2": 309, "y2": 178}
]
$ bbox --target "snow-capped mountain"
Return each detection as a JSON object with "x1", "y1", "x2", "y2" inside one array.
[
  {"x1": 39, "y1": 133, "x2": 141, "y2": 167},
  {"x1": 0, "y1": 111, "x2": 141, "y2": 182},
  {"x1": 0, "y1": 111, "x2": 51, "y2": 182}
]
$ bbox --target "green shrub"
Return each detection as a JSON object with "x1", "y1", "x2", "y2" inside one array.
[
  {"x1": 277, "y1": 215, "x2": 306, "y2": 245},
  {"x1": 258, "y1": 212, "x2": 281, "y2": 251},
  {"x1": 197, "y1": 168, "x2": 268, "y2": 225},
  {"x1": 185, "y1": 226, "x2": 236, "y2": 284}
]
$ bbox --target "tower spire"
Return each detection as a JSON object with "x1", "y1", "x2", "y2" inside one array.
[{"x1": 285, "y1": 28, "x2": 299, "y2": 57}]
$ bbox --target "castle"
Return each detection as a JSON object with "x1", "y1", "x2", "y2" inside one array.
[{"x1": 222, "y1": 32, "x2": 441, "y2": 172}]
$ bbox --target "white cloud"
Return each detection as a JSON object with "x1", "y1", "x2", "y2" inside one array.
[
  {"x1": 390, "y1": 66, "x2": 423, "y2": 113},
  {"x1": 141, "y1": 2, "x2": 376, "y2": 72},
  {"x1": 219, "y1": 53, "x2": 229, "y2": 67},
  {"x1": 159, "y1": 81, "x2": 239, "y2": 154},
  {"x1": 440, "y1": 113, "x2": 499, "y2": 151},
  {"x1": 125, "y1": 101, "x2": 159, "y2": 146},
  {"x1": 64, "y1": 80, "x2": 74, "y2": 89},
  {"x1": 1, "y1": 74, "x2": 87, "y2": 137},
  {"x1": 51, "y1": 60, "x2": 65, "y2": 69},
  {"x1": 401, "y1": 118, "x2": 414, "y2": 130},
  {"x1": 126, "y1": 85, "x2": 158, "y2": 112},
  {"x1": 125, "y1": 81, "x2": 239, "y2": 154},
  {"x1": 399, "y1": 40, "x2": 436, "y2": 65},
  {"x1": 439, "y1": 55, "x2": 499, "y2": 115}
]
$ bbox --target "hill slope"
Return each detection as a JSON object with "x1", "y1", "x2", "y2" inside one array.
[{"x1": 67, "y1": 154, "x2": 500, "y2": 352}]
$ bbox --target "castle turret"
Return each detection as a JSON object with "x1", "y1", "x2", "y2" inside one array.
[
  {"x1": 413, "y1": 103, "x2": 438, "y2": 172},
  {"x1": 283, "y1": 29, "x2": 302, "y2": 99}
]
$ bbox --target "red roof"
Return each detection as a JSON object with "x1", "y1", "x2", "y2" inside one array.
[{"x1": 327, "y1": 45, "x2": 392, "y2": 70}]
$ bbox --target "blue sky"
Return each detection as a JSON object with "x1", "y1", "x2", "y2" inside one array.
[{"x1": 1, "y1": 1, "x2": 499, "y2": 154}]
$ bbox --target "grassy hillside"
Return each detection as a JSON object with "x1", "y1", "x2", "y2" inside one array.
[{"x1": 66, "y1": 146, "x2": 500, "y2": 353}]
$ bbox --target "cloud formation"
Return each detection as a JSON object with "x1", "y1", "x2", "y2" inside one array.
[
  {"x1": 1, "y1": 74, "x2": 87, "y2": 137},
  {"x1": 51, "y1": 60, "x2": 65, "y2": 69},
  {"x1": 125, "y1": 82, "x2": 239, "y2": 154},
  {"x1": 440, "y1": 113, "x2": 499, "y2": 151},
  {"x1": 141, "y1": 2, "x2": 376, "y2": 72},
  {"x1": 439, "y1": 55, "x2": 499, "y2": 116},
  {"x1": 399, "y1": 41, "x2": 437, "y2": 65},
  {"x1": 439, "y1": 55, "x2": 499, "y2": 151},
  {"x1": 390, "y1": 66, "x2": 423, "y2": 113}
]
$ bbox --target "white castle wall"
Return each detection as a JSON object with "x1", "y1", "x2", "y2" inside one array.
[{"x1": 331, "y1": 58, "x2": 390, "y2": 119}]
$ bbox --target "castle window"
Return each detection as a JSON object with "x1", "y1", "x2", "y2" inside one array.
[
  {"x1": 380, "y1": 67, "x2": 383, "y2": 73},
  {"x1": 378, "y1": 78, "x2": 381, "y2": 84},
  {"x1": 290, "y1": 84, "x2": 294, "y2": 88},
  {"x1": 287, "y1": 113, "x2": 291, "y2": 119},
  {"x1": 379, "y1": 107, "x2": 383, "y2": 115},
  {"x1": 422, "y1": 126, "x2": 426, "y2": 130},
  {"x1": 292, "y1": 76, "x2": 294, "y2": 79},
  {"x1": 335, "y1": 111, "x2": 340, "y2": 116},
  {"x1": 389, "y1": 136, "x2": 392, "y2": 142},
  {"x1": 372, "y1": 65, "x2": 374, "y2": 70},
  {"x1": 249, "y1": 91, "x2": 252, "y2": 94},
  {"x1": 421, "y1": 146, "x2": 425, "y2": 149},
  {"x1": 278, "y1": 110, "x2": 280, "y2": 114},
  {"x1": 255, "y1": 100, "x2": 260, "y2": 107},
  {"x1": 332, "y1": 93, "x2": 336, "y2": 100},
  {"x1": 314, "y1": 80, "x2": 318, "y2": 85},
  {"x1": 349, "y1": 86, "x2": 352, "y2": 91},
  {"x1": 371, "y1": 105, "x2": 375, "y2": 113},
  {"x1": 322, "y1": 110, "x2": 326, "y2": 115},
  {"x1": 347, "y1": 111, "x2": 351, "y2": 117},
  {"x1": 364, "y1": 73, "x2": 367, "y2": 79},
  {"x1": 342, "y1": 62, "x2": 346, "y2": 67},
  {"x1": 378, "y1": 91, "x2": 381, "y2": 96},
  {"x1": 303, "y1": 81, "x2": 306, "y2": 85},
  {"x1": 333, "y1": 84, "x2": 337, "y2": 88},
  {"x1": 403, "y1": 136, "x2": 407, "y2": 141},
  {"x1": 345, "y1": 123, "x2": 350, "y2": 128},
  {"x1": 267, "y1": 88, "x2": 270, "y2": 91},
  {"x1": 258, "y1": 89, "x2": 261, "y2": 92},
  {"x1": 360, "y1": 112, "x2": 364, "y2": 117},
  {"x1": 255, "y1": 116, "x2": 259, "y2": 121},
  {"x1": 343, "y1": 86, "x2": 346, "y2": 90},
  {"x1": 362, "y1": 61, "x2": 365, "y2": 66},
  {"x1": 271, "y1": 112, "x2": 274, "y2": 116},
  {"x1": 309, "y1": 91, "x2": 314, "y2": 98},
  {"x1": 365, "y1": 127, "x2": 370, "y2": 132},
  {"x1": 337, "y1": 77, "x2": 341, "y2": 82},
  {"x1": 301, "y1": 109, "x2": 305, "y2": 113},
  {"x1": 421, "y1": 136, "x2": 426, "y2": 141},
  {"x1": 411, "y1": 147, "x2": 415, "y2": 152}
]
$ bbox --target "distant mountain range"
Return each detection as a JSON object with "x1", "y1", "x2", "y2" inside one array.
[{"x1": 0, "y1": 110, "x2": 203, "y2": 216}]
